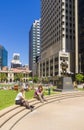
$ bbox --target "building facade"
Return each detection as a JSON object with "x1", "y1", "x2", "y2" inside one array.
[
  {"x1": 78, "y1": 0, "x2": 84, "y2": 73},
  {"x1": 0, "y1": 66, "x2": 31, "y2": 82},
  {"x1": 38, "y1": 0, "x2": 78, "y2": 79},
  {"x1": 29, "y1": 19, "x2": 41, "y2": 76},
  {"x1": 11, "y1": 53, "x2": 22, "y2": 68},
  {"x1": 0, "y1": 45, "x2": 8, "y2": 70}
]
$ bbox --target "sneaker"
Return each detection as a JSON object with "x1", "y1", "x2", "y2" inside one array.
[
  {"x1": 30, "y1": 105, "x2": 35, "y2": 108},
  {"x1": 26, "y1": 106, "x2": 30, "y2": 109},
  {"x1": 44, "y1": 99, "x2": 47, "y2": 102},
  {"x1": 30, "y1": 107, "x2": 34, "y2": 112}
]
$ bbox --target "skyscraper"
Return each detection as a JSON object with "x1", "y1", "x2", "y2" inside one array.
[
  {"x1": 78, "y1": 0, "x2": 84, "y2": 73},
  {"x1": 0, "y1": 45, "x2": 8, "y2": 70},
  {"x1": 39, "y1": 0, "x2": 78, "y2": 78},
  {"x1": 11, "y1": 53, "x2": 22, "y2": 68},
  {"x1": 29, "y1": 19, "x2": 41, "y2": 76}
]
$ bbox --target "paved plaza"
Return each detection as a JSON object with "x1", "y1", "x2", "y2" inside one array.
[{"x1": 12, "y1": 96, "x2": 84, "y2": 130}]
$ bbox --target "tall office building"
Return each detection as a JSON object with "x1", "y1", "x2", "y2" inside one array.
[
  {"x1": 78, "y1": 0, "x2": 84, "y2": 73},
  {"x1": 11, "y1": 53, "x2": 22, "y2": 68},
  {"x1": 0, "y1": 45, "x2": 8, "y2": 69},
  {"x1": 29, "y1": 19, "x2": 41, "y2": 76},
  {"x1": 38, "y1": 0, "x2": 78, "y2": 78}
]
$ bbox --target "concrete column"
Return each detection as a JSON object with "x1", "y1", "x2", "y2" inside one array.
[
  {"x1": 75, "y1": 0, "x2": 78, "y2": 73},
  {"x1": 45, "y1": 60, "x2": 46, "y2": 77},
  {"x1": 38, "y1": 62, "x2": 40, "y2": 77},
  {"x1": 53, "y1": 56, "x2": 55, "y2": 77},
  {"x1": 49, "y1": 58, "x2": 50, "y2": 77},
  {"x1": 42, "y1": 62, "x2": 43, "y2": 77}
]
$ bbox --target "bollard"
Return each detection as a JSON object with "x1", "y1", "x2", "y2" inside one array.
[{"x1": 48, "y1": 87, "x2": 51, "y2": 95}]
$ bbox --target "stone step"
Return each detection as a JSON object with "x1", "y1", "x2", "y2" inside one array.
[
  {"x1": 0, "y1": 91, "x2": 83, "y2": 118},
  {"x1": 0, "y1": 106, "x2": 25, "y2": 128},
  {"x1": 0, "y1": 91, "x2": 83, "y2": 117},
  {"x1": 2, "y1": 92, "x2": 84, "y2": 130},
  {"x1": 0, "y1": 99, "x2": 38, "y2": 118},
  {"x1": 0, "y1": 91, "x2": 84, "y2": 129},
  {"x1": 0, "y1": 105, "x2": 20, "y2": 117},
  {"x1": 1, "y1": 102, "x2": 43, "y2": 130},
  {"x1": 1, "y1": 108, "x2": 30, "y2": 130}
]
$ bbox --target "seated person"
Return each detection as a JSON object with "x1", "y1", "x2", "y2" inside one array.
[
  {"x1": 34, "y1": 85, "x2": 47, "y2": 103},
  {"x1": 15, "y1": 88, "x2": 34, "y2": 110}
]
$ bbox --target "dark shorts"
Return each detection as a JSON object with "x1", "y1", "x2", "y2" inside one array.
[{"x1": 15, "y1": 100, "x2": 22, "y2": 105}]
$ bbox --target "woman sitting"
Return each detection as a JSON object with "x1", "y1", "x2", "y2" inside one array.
[
  {"x1": 34, "y1": 85, "x2": 47, "y2": 103},
  {"x1": 15, "y1": 88, "x2": 34, "y2": 110}
]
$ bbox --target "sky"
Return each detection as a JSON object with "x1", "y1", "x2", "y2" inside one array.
[{"x1": 0, "y1": 0, "x2": 40, "y2": 67}]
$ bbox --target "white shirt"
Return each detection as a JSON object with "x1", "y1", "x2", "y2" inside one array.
[{"x1": 15, "y1": 92, "x2": 23, "y2": 100}]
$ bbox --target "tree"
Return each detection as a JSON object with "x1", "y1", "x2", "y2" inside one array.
[
  {"x1": 75, "y1": 74, "x2": 84, "y2": 83},
  {"x1": 0, "y1": 73, "x2": 7, "y2": 82},
  {"x1": 43, "y1": 77, "x2": 49, "y2": 83},
  {"x1": 14, "y1": 73, "x2": 24, "y2": 82},
  {"x1": 28, "y1": 77, "x2": 33, "y2": 81},
  {"x1": 33, "y1": 76, "x2": 38, "y2": 83}
]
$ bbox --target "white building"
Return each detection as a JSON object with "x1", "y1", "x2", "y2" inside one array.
[{"x1": 11, "y1": 53, "x2": 22, "y2": 68}]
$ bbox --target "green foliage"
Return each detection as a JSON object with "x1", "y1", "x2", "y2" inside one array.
[
  {"x1": 14, "y1": 73, "x2": 24, "y2": 81},
  {"x1": 0, "y1": 73, "x2": 7, "y2": 82},
  {"x1": 0, "y1": 90, "x2": 34, "y2": 110},
  {"x1": 28, "y1": 77, "x2": 33, "y2": 81},
  {"x1": 0, "y1": 86, "x2": 58, "y2": 110},
  {"x1": 33, "y1": 76, "x2": 38, "y2": 83},
  {"x1": 25, "y1": 90, "x2": 34, "y2": 99},
  {"x1": 0, "y1": 90, "x2": 18, "y2": 110},
  {"x1": 75, "y1": 74, "x2": 84, "y2": 83}
]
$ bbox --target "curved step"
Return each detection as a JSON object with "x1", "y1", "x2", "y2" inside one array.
[{"x1": 1, "y1": 91, "x2": 84, "y2": 129}]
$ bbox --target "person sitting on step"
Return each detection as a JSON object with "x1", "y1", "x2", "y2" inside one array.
[
  {"x1": 34, "y1": 85, "x2": 47, "y2": 103},
  {"x1": 15, "y1": 88, "x2": 34, "y2": 111}
]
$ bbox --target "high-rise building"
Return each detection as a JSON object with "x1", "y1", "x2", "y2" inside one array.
[
  {"x1": 0, "y1": 45, "x2": 8, "y2": 70},
  {"x1": 11, "y1": 53, "x2": 22, "y2": 68},
  {"x1": 38, "y1": 0, "x2": 78, "y2": 78},
  {"x1": 78, "y1": 0, "x2": 84, "y2": 73},
  {"x1": 29, "y1": 19, "x2": 41, "y2": 76}
]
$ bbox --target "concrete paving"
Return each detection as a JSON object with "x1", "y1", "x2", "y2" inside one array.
[{"x1": 12, "y1": 96, "x2": 84, "y2": 130}]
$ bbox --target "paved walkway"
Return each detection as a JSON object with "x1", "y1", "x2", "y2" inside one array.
[{"x1": 12, "y1": 96, "x2": 84, "y2": 130}]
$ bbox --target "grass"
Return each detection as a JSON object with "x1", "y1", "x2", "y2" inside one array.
[
  {"x1": 1, "y1": 85, "x2": 83, "y2": 110},
  {"x1": 0, "y1": 90, "x2": 17, "y2": 110},
  {"x1": 0, "y1": 89, "x2": 34, "y2": 110},
  {"x1": 0, "y1": 87, "x2": 59, "y2": 110}
]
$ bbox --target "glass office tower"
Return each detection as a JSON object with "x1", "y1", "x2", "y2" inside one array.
[
  {"x1": 29, "y1": 19, "x2": 41, "y2": 76},
  {"x1": 0, "y1": 45, "x2": 8, "y2": 69}
]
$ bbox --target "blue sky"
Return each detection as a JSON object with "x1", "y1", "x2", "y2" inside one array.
[{"x1": 0, "y1": 0, "x2": 40, "y2": 67}]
